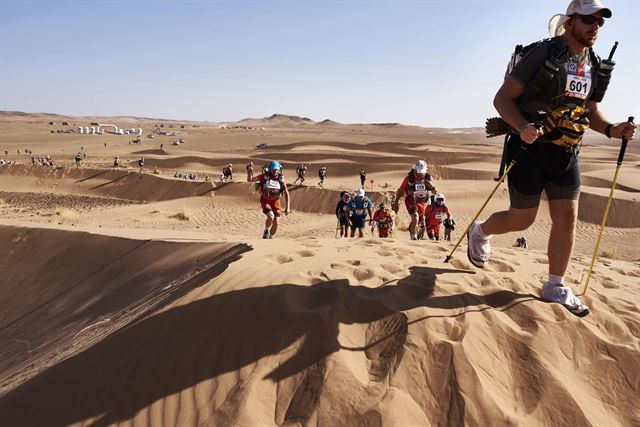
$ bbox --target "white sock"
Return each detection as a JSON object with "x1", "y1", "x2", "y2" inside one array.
[{"x1": 548, "y1": 274, "x2": 564, "y2": 286}]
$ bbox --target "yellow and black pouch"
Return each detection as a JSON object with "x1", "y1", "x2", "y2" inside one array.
[{"x1": 542, "y1": 104, "x2": 590, "y2": 151}]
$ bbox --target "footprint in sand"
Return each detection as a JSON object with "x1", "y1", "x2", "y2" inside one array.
[
  {"x1": 534, "y1": 257, "x2": 549, "y2": 264},
  {"x1": 488, "y1": 259, "x2": 516, "y2": 273},
  {"x1": 297, "y1": 250, "x2": 316, "y2": 258},
  {"x1": 348, "y1": 260, "x2": 362, "y2": 266},
  {"x1": 449, "y1": 259, "x2": 473, "y2": 270},
  {"x1": 283, "y1": 360, "x2": 326, "y2": 423},
  {"x1": 365, "y1": 312, "x2": 408, "y2": 382},
  {"x1": 276, "y1": 255, "x2": 294, "y2": 264},
  {"x1": 614, "y1": 268, "x2": 640, "y2": 278},
  {"x1": 395, "y1": 248, "x2": 413, "y2": 256},
  {"x1": 376, "y1": 250, "x2": 394, "y2": 257},
  {"x1": 381, "y1": 263, "x2": 404, "y2": 274},
  {"x1": 602, "y1": 280, "x2": 620, "y2": 289},
  {"x1": 353, "y1": 268, "x2": 375, "y2": 281}
]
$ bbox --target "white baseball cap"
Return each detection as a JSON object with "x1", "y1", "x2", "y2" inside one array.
[
  {"x1": 549, "y1": 0, "x2": 612, "y2": 37},
  {"x1": 415, "y1": 160, "x2": 428, "y2": 174},
  {"x1": 356, "y1": 188, "x2": 365, "y2": 197}
]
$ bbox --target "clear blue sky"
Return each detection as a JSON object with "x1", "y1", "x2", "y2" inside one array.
[{"x1": 1, "y1": 0, "x2": 638, "y2": 127}]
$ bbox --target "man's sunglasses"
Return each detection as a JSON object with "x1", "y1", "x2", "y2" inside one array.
[{"x1": 576, "y1": 14, "x2": 605, "y2": 27}]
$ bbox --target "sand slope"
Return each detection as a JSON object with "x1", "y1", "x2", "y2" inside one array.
[
  {"x1": 0, "y1": 226, "x2": 249, "y2": 393},
  {"x1": 0, "y1": 233, "x2": 638, "y2": 426}
]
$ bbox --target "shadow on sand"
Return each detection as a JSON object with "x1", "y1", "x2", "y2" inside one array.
[{"x1": 0, "y1": 266, "x2": 535, "y2": 426}]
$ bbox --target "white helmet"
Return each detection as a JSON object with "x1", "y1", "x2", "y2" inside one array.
[
  {"x1": 415, "y1": 160, "x2": 428, "y2": 174},
  {"x1": 435, "y1": 193, "x2": 445, "y2": 204},
  {"x1": 356, "y1": 188, "x2": 365, "y2": 198}
]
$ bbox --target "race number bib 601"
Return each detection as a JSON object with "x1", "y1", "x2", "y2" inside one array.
[
  {"x1": 565, "y1": 61, "x2": 591, "y2": 100},
  {"x1": 566, "y1": 75, "x2": 590, "y2": 99}
]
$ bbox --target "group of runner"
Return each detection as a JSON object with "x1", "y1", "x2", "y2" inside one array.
[
  {"x1": 31, "y1": 155, "x2": 54, "y2": 166},
  {"x1": 246, "y1": 158, "x2": 454, "y2": 241},
  {"x1": 292, "y1": 164, "x2": 328, "y2": 187}
]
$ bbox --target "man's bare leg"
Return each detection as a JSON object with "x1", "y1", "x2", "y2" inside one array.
[
  {"x1": 481, "y1": 206, "x2": 538, "y2": 235},
  {"x1": 547, "y1": 199, "x2": 578, "y2": 276},
  {"x1": 270, "y1": 217, "x2": 279, "y2": 237}
]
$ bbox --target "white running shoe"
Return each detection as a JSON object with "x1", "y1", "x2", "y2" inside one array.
[
  {"x1": 542, "y1": 282, "x2": 590, "y2": 317},
  {"x1": 262, "y1": 229, "x2": 270, "y2": 239},
  {"x1": 467, "y1": 221, "x2": 491, "y2": 268}
]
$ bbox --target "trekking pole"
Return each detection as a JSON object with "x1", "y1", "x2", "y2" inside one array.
[
  {"x1": 444, "y1": 125, "x2": 540, "y2": 263},
  {"x1": 335, "y1": 219, "x2": 340, "y2": 239},
  {"x1": 580, "y1": 116, "x2": 634, "y2": 295}
]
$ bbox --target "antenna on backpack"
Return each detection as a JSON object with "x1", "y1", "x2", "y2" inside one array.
[{"x1": 607, "y1": 41, "x2": 618, "y2": 60}]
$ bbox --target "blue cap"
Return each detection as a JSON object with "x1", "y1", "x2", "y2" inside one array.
[{"x1": 267, "y1": 160, "x2": 281, "y2": 170}]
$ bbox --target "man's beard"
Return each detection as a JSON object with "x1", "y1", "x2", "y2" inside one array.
[{"x1": 571, "y1": 25, "x2": 596, "y2": 47}]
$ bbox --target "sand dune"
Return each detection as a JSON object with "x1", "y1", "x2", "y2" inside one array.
[
  {"x1": 0, "y1": 112, "x2": 639, "y2": 426},
  {"x1": 0, "y1": 231, "x2": 638, "y2": 426},
  {"x1": 0, "y1": 165, "x2": 215, "y2": 202},
  {"x1": 0, "y1": 225, "x2": 249, "y2": 393}
]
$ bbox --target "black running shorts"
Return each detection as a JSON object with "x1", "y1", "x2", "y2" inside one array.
[
  {"x1": 506, "y1": 136, "x2": 581, "y2": 209},
  {"x1": 350, "y1": 217, "x2": 366, "y2": 229}
]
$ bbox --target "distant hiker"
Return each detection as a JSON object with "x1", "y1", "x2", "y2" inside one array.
[
  {"x1": 392, "y1": 160, "x2": 438, "y2": 240},
  {"x1": 293, "y1": 164, "x2": 307, "y2": 185},
  {"x1": 160, "y1": 143, "x2": 164, "y2": 150},
  {"x1": 372, "y1": 203, "x2": 394, "y2": 238},
  {"x1": 348, "y1": 189, "x2": 372, "y2": 238},
  {"x1": 335, "y1": 191, "x2": 351, "y2": 238},
  {"x1": 248, "y1": 160, "x2": 291, "y2": 239},
  {"x1": 74, "y1": 152, "x2": 82, "y2": 167},
  {"x1": 514, "y1": 236, "x2": 529, "y2": 249},
  {"x1": 113, "y1": 156, "x2": 121, "y2": 168},
  {"x1": 443, "y1": 217, "x2": 456, "y2": 242},
  {"x1": 246, "y1": 161, "x2": 254, "y2": 180},
  {"x1": 467, "y1": 0, "x2": 636, "y2": 317},
  {"x1": 359, "y1": 169, "x2": 366, "y2": 188},
  {"x1": 425, "y1": 193, "x2": 451, "y2": 241},
  {"x1": 318, "y1": 166, "x2": 327, "y2": 187},
  {"x1": 4, "y1": 150, "x2": 8, "y2": 156},
  {"x1": 221, "y1": 164, "x2": 233, "y2": 182},
  {"x1": 138, "y1": 157, "x2": 144, "y2": 172}
]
